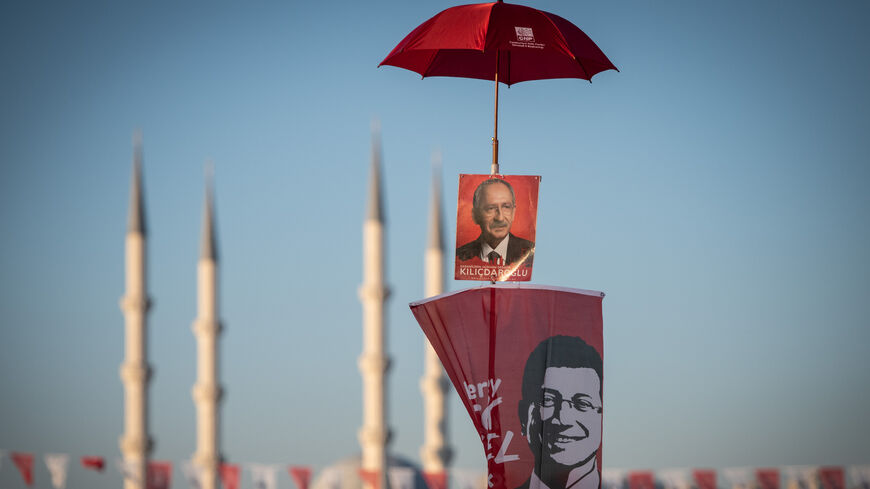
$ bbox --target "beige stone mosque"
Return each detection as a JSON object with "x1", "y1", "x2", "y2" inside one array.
[{"x1": 118, "y1": 128, "x2": 458, "y2": 489}]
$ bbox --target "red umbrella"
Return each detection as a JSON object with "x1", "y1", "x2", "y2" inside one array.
[{"x1": 380, "y1": 0, "x2": 617, "y2": 174}]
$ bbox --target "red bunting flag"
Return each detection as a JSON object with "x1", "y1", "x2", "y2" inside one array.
[
  {"x1": 12, "y1": 452, "x2": 35, "y2": 486},
  {"x1": 757, "y1": 469, "x2": 780, "y2": 489},
  {"x1": 410, "y1": 284, "x2": 604, "y2": 489},
  {"x1": 423, "y1": 471, "x2": 447, "y2": 489},
  {"x1": 220, "y1": 463, "x2": 240, "y2": 489},
  {"x1": 819, "y1": 467, "x2": 844, "y2": 489},
  {"x1": 81, "y1": 456, "x2": 105, "y2": 472},
  {"x1": 629, "y1": 472, "x2": 655, "y2": 489},
  {"x1": 147, "y1": 461, "x2": 173, "y2": 489},
  {"x1": 359, "y1": 469, "x2": 380, "y2": 489},
  {"x1": 289, "y1": 466, "x2": 312, "y2": 489},
  {"x1": 693, "y1": 470, "x2": 717, "y2": 489}
]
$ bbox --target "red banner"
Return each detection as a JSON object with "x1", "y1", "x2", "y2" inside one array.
[
  {"x1": 290, "y1": 466, "x2": 313, "y2": 489},
  {"x1": 628, "y1": 472, "x2": 655, "y2": 489},
  {"x1": 12, "y1": 452, "x2": 34, "y2": 486},
  {"x1": 819, "y1": 467, "x2": 844, "y2": 489},
  {"x1": 81, "y1": 456, "x2": 105, "y2": 472},
  {"x1": 693, "y1": 470, "x2": 717, "y2": 489},
  {"x1": 410, "y1": 284, "x2": 604, "y2": 489},
  {"x1": 147, "y1": 461, "x2": 173, "y2": 489},
  {"x1": 220, "y1": 463, "x2": 240, "y2": 489},
  {"x1": 756, "y1": 469, "x2": 780, "y2": 489},
  {"x1": 454, "y1": 174, "x2": 540, "y2": 282}
]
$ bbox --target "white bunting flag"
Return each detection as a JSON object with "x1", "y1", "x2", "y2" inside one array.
[
  {"x1": 116, "y1": 458, "x2": 143, "y2": 486},
  {"x1": 847, "y1": 466, "x2": 870, "y2": 489},
  {"x1": 451, "y1": 469, "x2": 485, "y2": 489},
  {"x1": 319, "y1": 466, "x2": 343, "y2": 489},
  {"x1": 389, "y1": 467, "x2": 415, "y2": 489},
  {"x1": 249, "y1": 464, "x2": 279, "y2": 489},
  {"x1": 45, "y1": 453, "x2": 70, "y2": 489},
  {"x1": 181, "y1": 460, "x2": 204, "y2": 489},
  {"x1": 602, "y1": 469, "x2": 628, "y2": 489},
  {"x1": 723, "y1": 468, "x2": 756, "y2": 489},
  {"x1": 660, "y1": 469, "x2": 692, "y2": 489},
  {"x1": 784, "y1": 466, "x2": 819, "y2": 489}
]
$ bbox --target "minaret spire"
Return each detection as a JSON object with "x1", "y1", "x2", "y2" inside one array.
[
  {"x1": 420, "y1": 151, "x2": 453, "y2": 485},
  {"x1": 426, "y1": 150, "x2": 444, "y2": 252},
  {"x1": 367, "y1": 120, "x2": 385, "y2": 222},
  {"x1": 192, "y1": 163, "x2": 223, "y2": 489},
  {"x1": 199, "y1": 162, "x2": 218, "y2": 261},
  {"x1": 127, "y1": 130, "x2": 146, "y2": 234},
  {"x1": 359, "y1": 120, "x2": 391, "y2": 489},
  {"x1": 120, "y1": 130, "x2": 153, "y2": 489}
]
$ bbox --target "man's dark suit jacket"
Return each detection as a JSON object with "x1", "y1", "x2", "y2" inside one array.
[{"x1": 456, "y1": 233, "x2": 534, "y2": 266}]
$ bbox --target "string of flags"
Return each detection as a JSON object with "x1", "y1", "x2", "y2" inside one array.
[{"x1": 0, "y1": 450, "x2": 867, "y2": 489}]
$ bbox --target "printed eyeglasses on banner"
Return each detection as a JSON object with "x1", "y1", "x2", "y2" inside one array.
[{"x1": 537, "y1": 392, "x2": 603, "y2": 415}]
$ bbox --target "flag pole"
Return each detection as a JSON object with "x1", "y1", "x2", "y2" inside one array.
[{"x1": 491, "y1": 49, "x2": 500, "y2": 176}]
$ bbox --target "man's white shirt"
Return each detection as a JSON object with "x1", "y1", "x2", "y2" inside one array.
[{"x1": 480, "y1": 235, "x2": 510, "y2": 263}]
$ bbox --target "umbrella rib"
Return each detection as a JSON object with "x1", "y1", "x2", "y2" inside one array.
[
  {"x1": 540, "y1": 12, "x2": 592, "y2": 80},
  {"x1": 420, "y1": 50, "x2": 440, "y2": 78},
  {"x1": 505, "y1": 50, "x2": 512, "y2": 86}
]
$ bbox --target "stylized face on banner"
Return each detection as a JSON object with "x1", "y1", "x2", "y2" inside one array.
[
  {"x1": 410, "y1": 285, "x2": 604, "y2": 489},
  {"x1": 524, "y1": 367, "x2": 602, "y2": 470}
]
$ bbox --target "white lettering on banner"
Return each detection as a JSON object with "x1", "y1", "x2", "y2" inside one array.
[
  {"x1": 457, "y1": 266, "x2": 530, "y2": 279},
  {"x1": 464, "y1": 377, "x2": 519, "y2": 465}
]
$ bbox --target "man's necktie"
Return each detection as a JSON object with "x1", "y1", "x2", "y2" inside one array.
[{"x1": 487, "y1": 251, "x2": 501, "y2": 265}]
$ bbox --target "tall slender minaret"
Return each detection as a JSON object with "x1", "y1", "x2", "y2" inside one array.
[
  {"x1": 191, "y1": 167, "x2": 223, "y2": 489},
  {"x1": 119, "y1": 131, "x2": 153, "y2": 489},
  {"x1": 420, "y1": 153, "x2": 453, "y2": 482},
  {"x1": 358, "y1": 122, "x2": 392, "y2": 489}
]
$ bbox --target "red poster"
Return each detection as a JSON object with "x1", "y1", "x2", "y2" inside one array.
[
  {"x1": 147, "y1": 461, "x2": 173, "y2": 489},
  {"x1": 693, "y1": 470, "x2": 717, "y2": 489},
  {"x1": 289, "y1": 466, "x2": 313, "y2": 489},
  {"x1": 455, "y1": 174, "x2": 540, "y2": 282},
  {"x1": 220, "y1": 463, "x2": 240, "y2": 489},
  {"x1": 410, "y1": 284, "x2": 604, "y2": 489}
]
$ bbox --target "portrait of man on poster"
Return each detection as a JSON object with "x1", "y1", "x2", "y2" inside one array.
[
  {"x1": 516, "y1": 335, "x2": 603, "y2": 489},
  {"x1": 456, "y1": 177, "x2": 535, "y2": 266}
]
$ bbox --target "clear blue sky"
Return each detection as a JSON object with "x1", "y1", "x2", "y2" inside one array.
[{"x1": 1, "y1": 1, "x2": 869, "y2": 488}]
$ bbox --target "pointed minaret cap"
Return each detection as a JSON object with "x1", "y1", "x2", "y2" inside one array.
[
  {"x1": 127, "y1": 129, "x2": 147, "y2": 235},
  {"x1": 200, "y1": 162, "x2": 218, "y2": 261},
  {"x1": 366, "y1": 119, "x2": 385, "y2": 223},
  {"x1": 427, "y1": 150, "x2": 444, "y2": 251}
]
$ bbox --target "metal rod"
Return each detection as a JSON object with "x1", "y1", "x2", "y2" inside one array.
[{"x1": 491, "y1": 50, "x2": 500, "y2": 175}]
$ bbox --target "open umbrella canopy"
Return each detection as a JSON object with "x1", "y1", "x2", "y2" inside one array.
[{"x1": 379, "y1": 0, "x2": 617, "y2": 85}]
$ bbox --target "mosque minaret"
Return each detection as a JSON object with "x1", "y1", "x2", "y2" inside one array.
[
  {"x1": 419, "y1": 156, "x2": 453, "y2": 482},
  {"x1": 119, "y1": 132, "x2": 153, "y2": 489},
  {"x1": 191, "y1": 171, "x2": 223, "y2": 489},
  {"x1": 358, "y1": 124, "x2": 392, "y2": 489}
]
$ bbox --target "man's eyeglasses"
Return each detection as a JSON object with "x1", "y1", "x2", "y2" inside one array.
[
  {"x1": 537, "y1": 393, "x2": 602, "y2": 414},
  {"x1": 480, "y1": 203, "x2": 515, "y2": 216}
]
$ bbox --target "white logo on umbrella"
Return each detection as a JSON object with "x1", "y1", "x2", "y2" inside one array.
[{"x1": 515, "y1": 27, "x2": 535, "y2": 42}]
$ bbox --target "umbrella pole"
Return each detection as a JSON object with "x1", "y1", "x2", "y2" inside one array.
[{"x1": 491, "y1": 50, "x2": 500, "y2": 176}]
